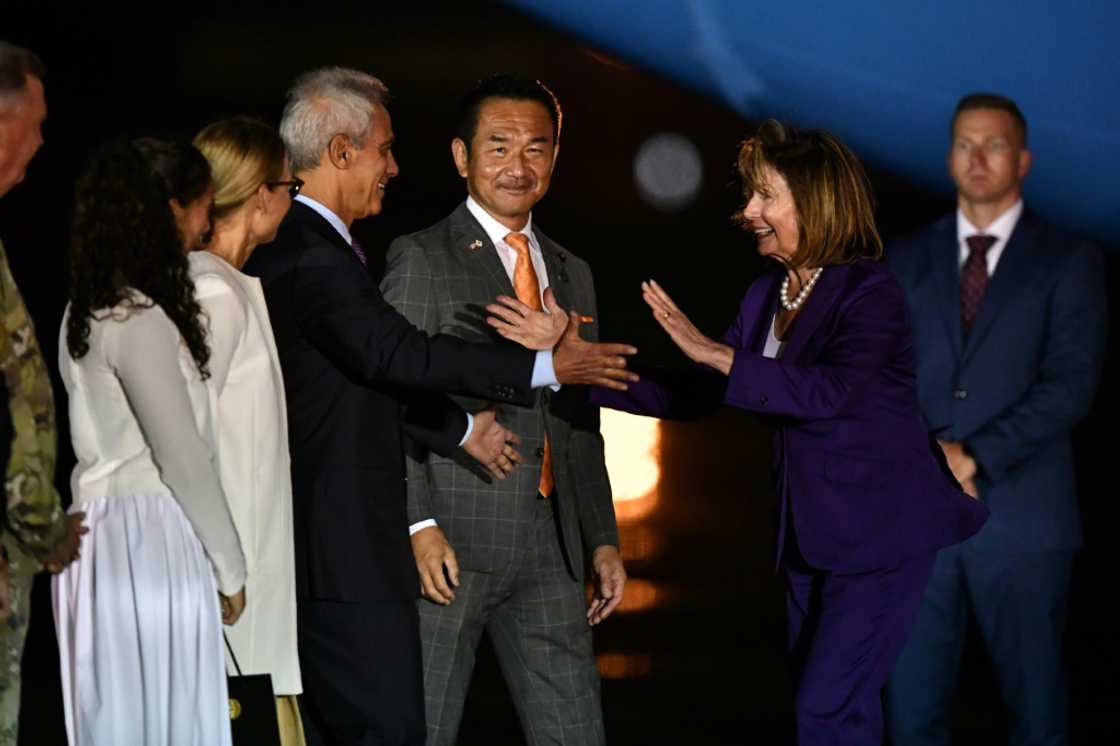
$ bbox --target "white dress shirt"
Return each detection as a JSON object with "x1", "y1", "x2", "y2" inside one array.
[
  {"x1": 763, "y1": 315, "x2": 784, "y2": 359},
  {"x1": 295, "y1": 193, "x2": 352, "y2": 246},
  {"x1": 465, "y1": 196, "x2": 552, "y2": 304},
  {"x1": 956, "y1": 199, "x2": 1024, "y2": 276}
]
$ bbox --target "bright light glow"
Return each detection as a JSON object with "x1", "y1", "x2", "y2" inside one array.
[
  {"x1": 613, "y1": 493, "x2": 659, "y2": 523},
  {"x1": 597, "y1": 652, "x2": 653, "y2": 679},
  {"x1": 601, "y1": 409, "x2": 661, "y2": 523},
  {"x1": 634, "y1": 132, "x2": 704, "y2": 211},
  {"x1": 617, "y1": 524, "x2": 660, "y2": 563},
  {"x1": 616, "y1": 579, "x2": 663, "y2": 614}
]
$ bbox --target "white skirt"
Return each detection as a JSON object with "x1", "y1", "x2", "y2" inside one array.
[{"x1": 52, "y1": 493, "x2": 233, "y2": 746}]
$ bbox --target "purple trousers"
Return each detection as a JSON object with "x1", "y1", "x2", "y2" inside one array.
[{"x1": 783, "y1": 532, "x2": 935, "y2": 746}]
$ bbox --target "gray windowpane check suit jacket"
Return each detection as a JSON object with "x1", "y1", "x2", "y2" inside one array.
[{"x1": 381, "y1": 202, "x2": 619, "y2": 580}]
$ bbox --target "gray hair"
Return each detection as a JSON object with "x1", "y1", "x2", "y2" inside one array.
[
  {"x1": 280, "y1": 66, "x2": 389, "y2": 172},
  {"x1": 0, "y1": 41, "x2": 45, "y2": 111}
]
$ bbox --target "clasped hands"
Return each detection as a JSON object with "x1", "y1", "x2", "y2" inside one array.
[
  {"x1": 488, "y1": 279, "x2": 732, "y2": 378},
  {"x1": 461, "y1": 289, "x2": 640, "y2": 480},
  {"x1": 485, "y1": 288, "x2": 639, "y2": 390},
  {"x1": 938, "y1": 440, "x2": 980, "y2": 498}
]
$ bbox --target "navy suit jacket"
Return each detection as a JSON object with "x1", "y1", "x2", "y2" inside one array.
[
  {"x1": 596, "y1": 258, "x2": 988, "y2": 572},
  {"x1": 243, "y1": 202, "x2": 536, "y2": 603},
  {"x1": 886, "y1": 209, "x2": 1106, "y2": 551}
]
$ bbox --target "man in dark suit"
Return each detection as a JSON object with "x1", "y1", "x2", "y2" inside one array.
[
  {"x1": 243, "y1": 67, "x2": 637, "y2": 746},
  {"x1": 380, "y1": 76, "x2": 624, "y2": 746},
  {"x1": 884, "y1": 93, "x2": 1107, "y2": 745}
]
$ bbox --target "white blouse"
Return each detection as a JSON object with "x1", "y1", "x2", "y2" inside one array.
[
  {"x1": 59, "y1": 296, "x2": 246, "y2": 595},
  {"x1": 763, "y1": 314, "x2": 785, "y2": 359},
  {"x1": 190, "y1": 251, "x2": 301, "y2": 694}
]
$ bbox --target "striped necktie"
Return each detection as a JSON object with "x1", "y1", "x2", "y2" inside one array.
[{"x1": 350, "y1": 238, "x2": 368, "y2": 267}]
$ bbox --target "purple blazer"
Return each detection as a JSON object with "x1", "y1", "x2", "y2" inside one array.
[{"x1": 596, "y1": 259, "x2": 988, "y2": 572}]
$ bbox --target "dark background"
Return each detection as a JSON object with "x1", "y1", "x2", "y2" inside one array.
[{"x1": 5, "y1": 2, "x2": 1117, "y2": 744}]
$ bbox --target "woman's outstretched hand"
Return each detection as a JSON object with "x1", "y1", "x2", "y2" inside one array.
[{"x1": 642, "y1": 279, "x2": 735, "y2": 375}]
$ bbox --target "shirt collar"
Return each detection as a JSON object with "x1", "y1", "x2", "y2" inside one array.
[
  {"x1": 957, "y1": 199, "x2": 1024, "y2": 245},
  {"x1": 465, "y1": 195, "x2": 535, "y2": 248},
  {"x1": 295, "y1": 194, "x2": 353, "y2": 247}
]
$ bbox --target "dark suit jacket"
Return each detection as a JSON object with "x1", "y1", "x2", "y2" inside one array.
[
  {"x1": 596, "y1": 259, "x2": 988, "y2": 572},
  {"x1": 243, "y1": 202, "x2": 537, "y2": 603},
  {"x1": 382, "y1": 203, "x2": 618, "y2": 580},
  {"x1": 887, "y1": 209, "x2": 1106, "y2": 551}
]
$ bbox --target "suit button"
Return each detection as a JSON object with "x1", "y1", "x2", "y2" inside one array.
[
  {"x1": 953, "y1": 388, "x2": 968, "y2": 400},
  {"x1": 535, "y1": 447, "x2": 546, "y2": 458},
  {"x1": 760, "y1": 396, "x2": 768, "y2": 406}
]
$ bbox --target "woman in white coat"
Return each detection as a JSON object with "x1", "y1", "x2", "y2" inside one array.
[
  {"x1": 191, "y1": 117, "x2": 304, "y2": 746},
  {"x1": 55, "y1": 138, "x2": 246, "y2": 746}
]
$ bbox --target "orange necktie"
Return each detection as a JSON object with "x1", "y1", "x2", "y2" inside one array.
[{"x1": 505, "y1": 232, "x2": 554, "y2": 498}]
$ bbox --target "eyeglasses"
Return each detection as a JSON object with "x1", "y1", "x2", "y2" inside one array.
[{"x1": 267, "y1": 176, "x2": 304, "y2": 198}]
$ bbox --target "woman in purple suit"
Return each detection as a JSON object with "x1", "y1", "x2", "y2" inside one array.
[{"x1": 598, "y1": 121, "x2": 989, "y2": 744}]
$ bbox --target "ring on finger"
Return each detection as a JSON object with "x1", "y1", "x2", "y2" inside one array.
[{"x1": 662, "y1": 311, "x2": 671, "y2": 319}]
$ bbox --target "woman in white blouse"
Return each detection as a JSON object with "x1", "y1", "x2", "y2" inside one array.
[
  {"x1": 191, "y1": 117, "x2": 304, "y2": 746},
  {"x1": 53, "y1": 138, "x2": 246, "y2": 746}
]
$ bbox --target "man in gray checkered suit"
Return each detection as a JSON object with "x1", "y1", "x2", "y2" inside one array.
[{"x1": 381, "y1": 75, "x2": 626, "y2": 746}]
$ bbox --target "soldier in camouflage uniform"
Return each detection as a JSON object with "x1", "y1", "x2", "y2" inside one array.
[
  {"x1": 0, "y1": 237, "x2": 70, "y2": 742},
  {"x1": 0, "y1": 41, "x2": 84, "y2": 745}
]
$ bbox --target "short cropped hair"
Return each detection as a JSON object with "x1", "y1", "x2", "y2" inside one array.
[
  {"x1": 737, "y1": 119, "x2": 882, "y2": 267},
  {"x1": 195, "y1": 117, "x2": 287, "y2": 220},
  {"x1": 280, "y1": 66, "x2": 389, "y2": 172},
  {"x1": 951, "y1": 92, "x2": 1028, "y2": 146},
  {"x1": 455, "y1": 75, "x2": 561, "y2": 153},
  {"x1": 0, "y1": 41, "x2": 45, "y2": 109}
]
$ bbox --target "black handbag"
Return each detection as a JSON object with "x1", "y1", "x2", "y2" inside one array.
[{"x1": 225, "y1": 634, "x2": 282, "y2": 745}]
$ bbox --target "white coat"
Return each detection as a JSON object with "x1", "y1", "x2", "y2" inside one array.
[{"x1": 190, "y1": 251, "x2": 301, "y2": 695}]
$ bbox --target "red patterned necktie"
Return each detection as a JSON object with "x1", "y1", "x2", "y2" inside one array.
[
  {"x1": 961, "y1": 234, "x2": 997, "y2": 335},
  {"x1": 505, "y1": 232, "x2": 553, "y2": 498}
]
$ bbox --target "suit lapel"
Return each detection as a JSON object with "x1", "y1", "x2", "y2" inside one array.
[
  {"x1": 448, "y1": 203, "x2": 514, "y2": 298},
  {"x1": 293, "y1": 201, "x2": 353, "y2": 255},
  {"x1": 930, "y1": 217, "x2": 965, "y2": 363},
  {"x1": 962, "y1": 210, "x2": 1038, "y2": 364},
  {"x1": 534, "y1": 228, "x2": 573, "y2": 311},
  {"x1": 781, "y1": 264, "x2": 848, "y2": 363}
]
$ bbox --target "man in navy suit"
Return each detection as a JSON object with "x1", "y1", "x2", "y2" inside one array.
[
  {"x1": 244, "y1": 67, "x2": 637, "y2": 746},
  {"x1": 885, "y1": 93, "x2": 1107, "y2": 745}
]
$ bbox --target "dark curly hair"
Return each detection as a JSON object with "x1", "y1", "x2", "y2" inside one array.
[{"x1": 67, "y1": 137, "x2": 213, "y2": 377}]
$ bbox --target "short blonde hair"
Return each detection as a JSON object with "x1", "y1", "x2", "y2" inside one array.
[
  {"x1": 737, "y1": 119, "x2": 882, "y2": 267},
  {"x1": 194, "y1": 117, "x2": 287, "y2": 219}
]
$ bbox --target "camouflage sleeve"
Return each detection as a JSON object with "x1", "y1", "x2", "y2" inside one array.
[
  {"x1": 0, "y1": 375, "x2": 11, "y2": 532},
  {"x1": 0, "y1": 240, "x2": 65, "y2": 565}
]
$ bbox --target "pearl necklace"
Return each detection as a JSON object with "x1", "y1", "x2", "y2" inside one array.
[{"x1": 779, "y1": 267, "x2": 824, "y2": 311}]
